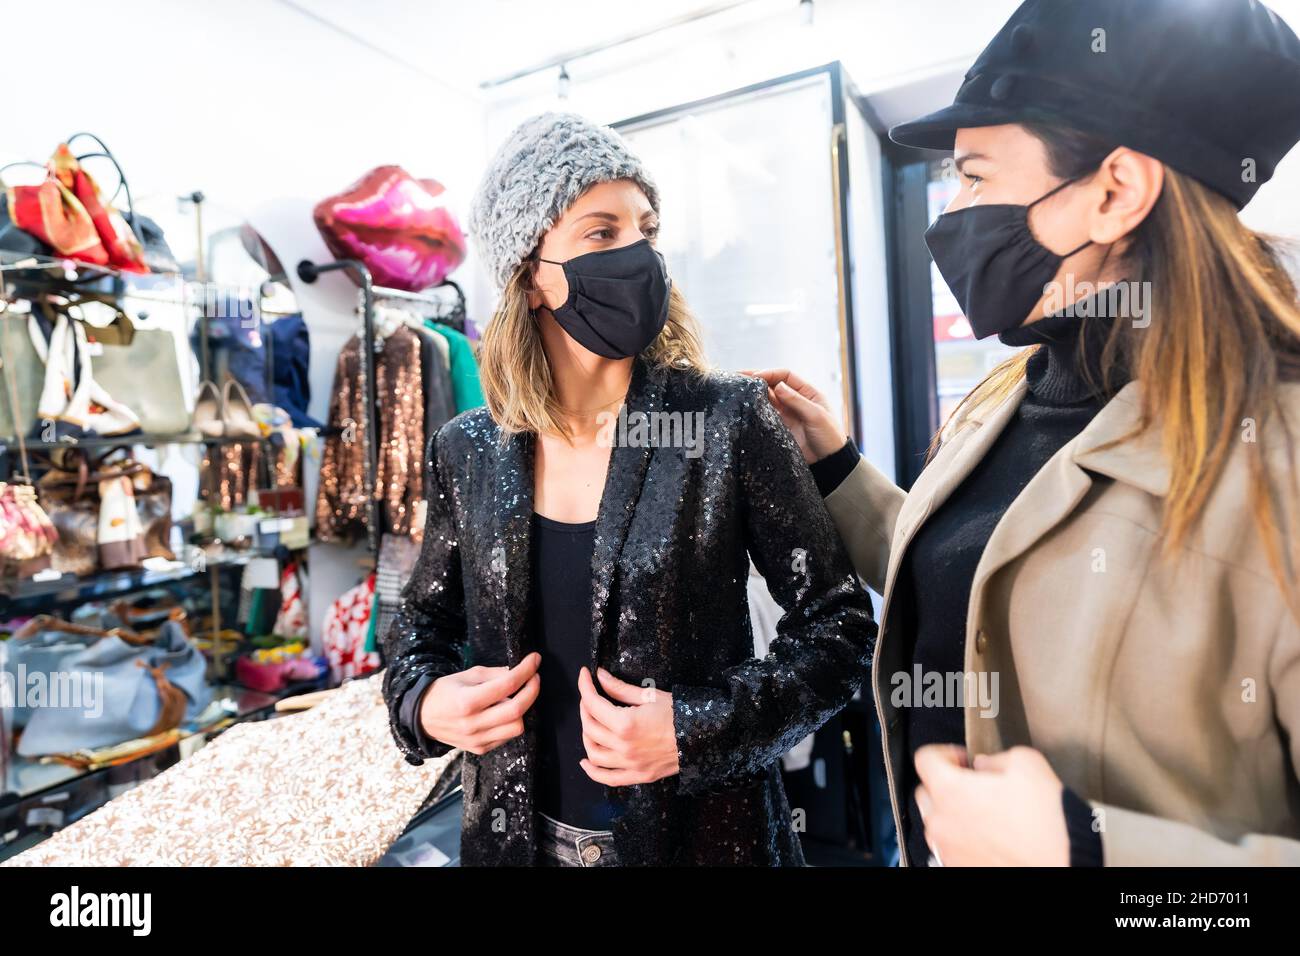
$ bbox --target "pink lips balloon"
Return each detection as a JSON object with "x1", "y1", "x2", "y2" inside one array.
[{"x1": 313, "y1": 166, "x2": 467, "y2": 292}]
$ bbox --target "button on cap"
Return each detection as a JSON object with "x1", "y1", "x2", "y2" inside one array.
[{"x1": 989, "y1": 74, "x2": 1016, "y2": 101}]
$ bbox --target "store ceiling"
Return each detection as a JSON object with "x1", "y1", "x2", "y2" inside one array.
[{"x1": 279, "y1": 0, "x2": 747, "y2": 97}]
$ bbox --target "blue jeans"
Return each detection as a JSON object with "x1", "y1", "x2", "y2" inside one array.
[{"x1": 536, "y1": 812, "x2": 620, "y2": 867}]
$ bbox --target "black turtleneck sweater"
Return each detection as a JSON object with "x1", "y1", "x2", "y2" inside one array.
[{"x1": 813, "y1": 303, "x2": 1124, "y2": 866}]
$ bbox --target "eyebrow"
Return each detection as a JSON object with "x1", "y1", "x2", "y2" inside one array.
[
  {"x1": 571, "y1": 210, "x2": 659, "y2": 225},
  {"x1": 954, "y1": 152, "x2": 991, "y2": 174}
]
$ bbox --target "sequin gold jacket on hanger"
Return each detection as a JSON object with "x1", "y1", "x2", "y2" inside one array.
[{"x1": 381, "y1": 357, "x2": 877, "y2": 866}]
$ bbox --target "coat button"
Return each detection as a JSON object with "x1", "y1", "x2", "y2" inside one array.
[
  {"x1": 975, "y1": 630, "x2": 988, "y2": 655},
  {"x1": 581, "y1": 844, "x2": 602, "y2": 864}
]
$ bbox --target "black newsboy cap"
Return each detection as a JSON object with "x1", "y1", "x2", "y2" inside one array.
[{"x1": 890, "y1": 0, "x2": 1300, "y2": 209}]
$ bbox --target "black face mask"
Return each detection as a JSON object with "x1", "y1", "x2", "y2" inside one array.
[
  {"x1": 924, "y1": 175, "x2": 1093, "y2": 339},
  {"x1": 539, "y1": 238, "x2": 672, "y2": 359}
]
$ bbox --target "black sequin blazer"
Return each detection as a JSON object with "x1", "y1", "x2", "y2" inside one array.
[{"x1": 381, "y1": 357, "x2": 876, "y2": 865}]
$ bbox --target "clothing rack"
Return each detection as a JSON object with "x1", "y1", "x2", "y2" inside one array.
[{"x1": 295, "y1": 258, "x2": 459, "y2": 556}]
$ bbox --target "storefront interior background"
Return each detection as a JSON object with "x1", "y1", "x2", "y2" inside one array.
[{"x1": 6, "y1": 0, "x2": 1300, "y2": 636}]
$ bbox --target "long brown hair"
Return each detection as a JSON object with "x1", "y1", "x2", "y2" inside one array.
[
  {"x1": 934, "y1": 122, "x2": 1300, "y2": 615},
  {"x1": 478, "y1": 246, "x2": 709, "y2": 440}
]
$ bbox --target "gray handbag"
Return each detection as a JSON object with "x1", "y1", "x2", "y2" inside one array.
[
  {"x1": 1, "y1": 625, "x2": 98, "y2": 730},
  {"x1": 89, "y1": 311, "x2": 190, "y2": 435},
  {"x1": 5, "y1": 617, "x2": 211, "y2": 757},
  {"x1": 0, "y1": 313, "x2": 44, "y2": 440}
]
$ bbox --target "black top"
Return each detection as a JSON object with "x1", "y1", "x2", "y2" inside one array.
[
  {"x1": 527, "y1": 512, "x2": 617, "y2": 831},
  {"x1": 812, "y1": 304, "x2": 1123, "y2": 866},
  {"x1": 398, "y1": 513, "x2": 615, "y2": 831}
]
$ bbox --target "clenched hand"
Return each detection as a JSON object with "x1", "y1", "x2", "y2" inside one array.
[{"x1": 419, "y1": 652, "x2": 542, "y2": 755}]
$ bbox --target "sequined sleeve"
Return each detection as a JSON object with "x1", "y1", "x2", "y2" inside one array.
[
  {"x1": 380, "y1": 429, "x2": 467, "y2": 766},
  {"x1": 671, "y1": 377, "x2": 878, "y2": 795}
]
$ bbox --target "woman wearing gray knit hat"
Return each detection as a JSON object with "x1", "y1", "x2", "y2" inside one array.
[{"x1": 380, "y1": 111, "x2": 876, "y2": 866}]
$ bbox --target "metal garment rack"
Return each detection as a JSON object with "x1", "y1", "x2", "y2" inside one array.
[{"x1": 294, "y1": 258, "x2": 463, "y2": 556}]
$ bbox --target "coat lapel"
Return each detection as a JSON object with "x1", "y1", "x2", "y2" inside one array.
[
  {"x1": 1071, "y1": 381, "x2": 1170, "y2": 496},
  {"x1": 589, "y1": 357, "x2": 666, "y2": 667},
  {"x1": 972, "y1": 381, "x2": 1167, "y2": 596},
  {"x1": 493, "y1": 428, "x2": 536, "y2": 667}
]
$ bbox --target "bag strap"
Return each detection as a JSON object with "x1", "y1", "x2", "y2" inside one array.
[
  {"x1": 137, "y1": 659, "x2": 188, "y2": 737},
  {"x1": 64, "y1": 132, "x2": 138, "y2": 244},
  {"x1": 11, "y1": 613, "x2": 150, "y2": 645}
]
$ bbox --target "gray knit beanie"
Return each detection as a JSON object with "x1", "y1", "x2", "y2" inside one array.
[{"x1": 468, "y1": 111, "x2": 661, "y2": 290}]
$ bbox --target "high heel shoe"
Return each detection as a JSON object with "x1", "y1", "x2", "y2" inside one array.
[
  {"x1": 221, "y1": 379, "x2": 262, "y2": 439},
  {"x1": 193, "y1": 380, "x2": 224, "y2": 437}
]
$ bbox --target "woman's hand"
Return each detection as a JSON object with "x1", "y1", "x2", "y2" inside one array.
[
  {"x1": 913, "y1": 744, "x2": 1071, "y2": 866},
  {"x1": 577, "y1": 667, "x2": 680, "y2": 786},
  {"x1": 745, "y1": 368, "x2": 849, "y2": 464},
  {"x1": 418, "y1": 653, "x2": 541, "y2": 755}
]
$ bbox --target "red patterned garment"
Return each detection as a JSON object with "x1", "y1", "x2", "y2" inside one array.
[{"x1": 321, "y1": 572, "x2": 380, "y2": 683}]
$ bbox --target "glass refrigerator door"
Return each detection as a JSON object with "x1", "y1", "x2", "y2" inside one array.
[{"x1": 615, "y1": 70, "x2": 853, "y2": 430}]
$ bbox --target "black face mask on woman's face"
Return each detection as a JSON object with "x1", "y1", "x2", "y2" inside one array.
[
  {"x1": 923, "y1": 175, "x2": 1093, "y2": 339},
  {"x1": 539, "y1": 238, "x2": 672, "y2": 359}
]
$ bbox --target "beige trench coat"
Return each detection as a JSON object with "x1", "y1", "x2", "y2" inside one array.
[{"x1": 826, "y1": 378, "x2": 1300, "y2": 865}]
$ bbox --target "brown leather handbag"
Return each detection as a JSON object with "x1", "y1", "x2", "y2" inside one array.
[{"x1": 36, "y1": 449, "x2": 175, "y2": 575}]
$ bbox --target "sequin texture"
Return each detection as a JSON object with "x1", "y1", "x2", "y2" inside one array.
[
  {"x1": 316, "y1": 326, "x2": 425, "y2": 541},
  {"x1": 381, "y1": 357, "x2": 876, "y2": 865}
]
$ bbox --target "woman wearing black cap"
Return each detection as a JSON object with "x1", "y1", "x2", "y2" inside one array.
[{"x1": 759, "y1": 0, "x2": 1300, "y2": 865}]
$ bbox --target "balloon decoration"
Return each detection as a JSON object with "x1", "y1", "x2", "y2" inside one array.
[{"x1": 312, "y1": 166, "x2": 466, "y2": 292}]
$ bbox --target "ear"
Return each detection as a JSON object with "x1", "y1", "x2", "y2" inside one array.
[{"x1": 1088, "y1": 146, "x2": 1164, "y2": 246}]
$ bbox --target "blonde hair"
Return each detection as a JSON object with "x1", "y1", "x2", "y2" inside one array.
[
  {"x1": 935, "y1": 162, "x2": 1300, "y2": 618},
  {"x1": 478, "y1": 251, "x2": 709, "y2": 439}
]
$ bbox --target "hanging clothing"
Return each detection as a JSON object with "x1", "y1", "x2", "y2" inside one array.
[
  {"x1": 415, "y1": 324, "x2": 456, "y2": 451},
  {"x1": 273, "y1": 561, "x2": 308, "y2": 639},
  {"x1": 322, "y1": 572, "x2": 380, "y2": 683},
  {"x1": 315, "y1": 325, "x2": 426, "y2": 542},
  {"x1": 424, "y1": 321, "x2": 484, "y2": 413},
  {"x1": 369, "y1": 532, "x2": 422, "y2": 654},
  {"x1": 189, "y1": 294, "x2": 268, "y2": 405},
  {"x1": 267, "y1": 313, "x2": 322, "y2": 429}
]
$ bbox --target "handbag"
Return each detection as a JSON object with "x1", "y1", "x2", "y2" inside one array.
[
  {"x1": 36, "y1": 449, "x2": 174, "y2": 574},
  {"x1": 0, "y1": 320, "x2": 59, "y2": 577},
  {"x1": 0, "y1": 303, "x2": 44, "y2": 441},
  {"x1": 9, "y1": 617, "x2": 210, "y2": 757},
  {"x1": 1, "y1": 618, "x2": 104, "y2": 729},
  {"x1": 87, "y1": 309, "x2": 190, "y2": 435},
  {"x1": 31, "y1": 302, "x2": 141, "y2": 441},
  {"x1": 0, "y1": 481, "x2": 58, "y2": 577},
  {"x1": 4, "y1": 136, "x2": 146, "y2": 273}
]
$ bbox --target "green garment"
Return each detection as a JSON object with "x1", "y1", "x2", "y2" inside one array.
[{"x1": 424, "y1": 321, "x2": 484, "y2": 413}]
